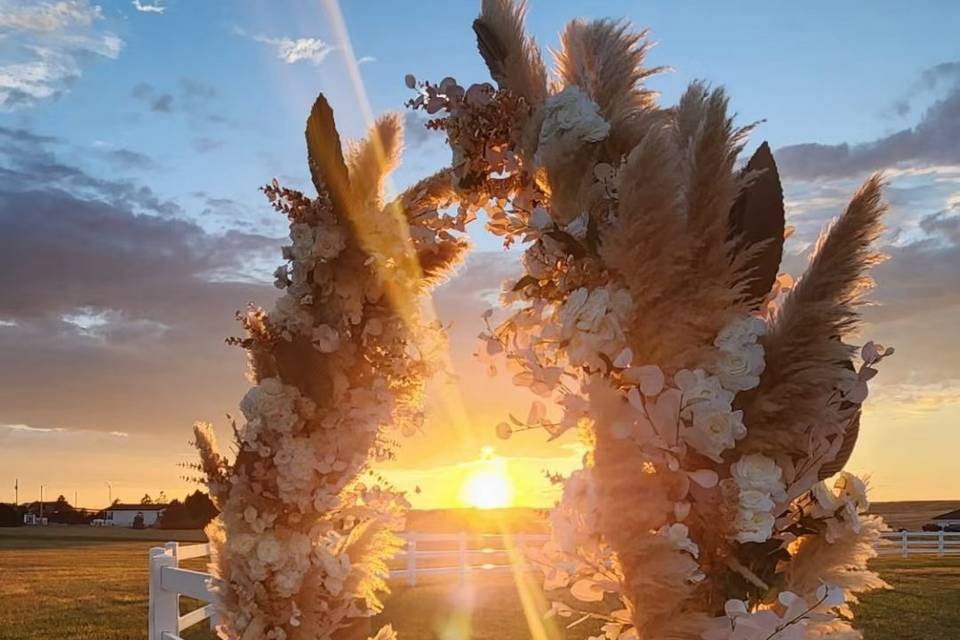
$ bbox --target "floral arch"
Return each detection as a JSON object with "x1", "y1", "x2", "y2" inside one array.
[{"x1": 192, "y1": 2, "x2": 894, "y2": 640}]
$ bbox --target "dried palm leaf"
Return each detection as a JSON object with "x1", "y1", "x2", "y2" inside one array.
[
  {"x1": 306, "y1": 94, "x2": 351, "y2": 215},
  {"x1": 728, "y1": 141, "x2": 785, "y2": 307}
]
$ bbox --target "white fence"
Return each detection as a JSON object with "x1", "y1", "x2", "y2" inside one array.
[
  {"x1": 148, "y1": 530, "x2": 960, "y2": 640},
  {"x1": 877, "y1": 530, "x2": 960, "y2": 557},
  {"x1": 148, "y1": 541, "x2": 221, "y2": 640},
  {"x1": 148, "y1": 533, "x2": 549, "y2": 640}
]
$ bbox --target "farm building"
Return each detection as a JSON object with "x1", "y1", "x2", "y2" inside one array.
[
  {"x1": 932, "y1": 508, "x2": 960, "y2": 530},
  {"x1": 103, "y1": 503, "x2": 168, "y2": 527}
]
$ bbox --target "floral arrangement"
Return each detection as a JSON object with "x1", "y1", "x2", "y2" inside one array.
[
  {"x1": 192, "y1": 98, "x2": 468, "y2": 640},
  {"x1": 406, "y1": 1, "x2": 894, "y2": 638},
  {"x1": 193, "y1": 1, "x2": 897, "y2": 639}
]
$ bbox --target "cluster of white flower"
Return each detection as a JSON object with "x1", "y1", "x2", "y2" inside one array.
[
  {"x1": 709, "y1": 317, "x2": 767, "y2": 391},
  {"x1": 810, "y1": 471, "x2": 870, "y2": 542},
  {"x1": 197, "y1": 164, "x2": 460, "y2": 640},
  {"x1": 536, "y1": 85, "x2": 611, "y2": 164},
  {"x1": 729, "y1": 453, "x2": 786, "y2": 543},
  {"x1": 559, "y1": 286, "x2": 634, "y2": 369},
  {"x1": 412, "y1": 38, "x2": 891, "y2": 638}
]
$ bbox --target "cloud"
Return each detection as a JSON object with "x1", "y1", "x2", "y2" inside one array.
[
  {"x1": 180, "y1": 77, "x2": 216, "y2": 102},
  {"x1": 356, "y1": 55, "x2": 376, "y2": 65},
  {"x1": 131, "y1": 82, "x2": 174, "y2": 113},
  {"x1": 192, "y1": 137, "x2": 223, "y2": 153},
  {"x1": 0, "y1": 0, "x2": 101, "y2": 31},
  {"x1": 0, "y1": 0, "x2": 123, "y2": 109},
  {"x1": 247, "y1": 33, "x2": 337, "y2": 66},
  {"x1": 131, "y1": 0, "x2": 164, "y2": 14},
  {"x1": 0, "y1": 126, "x2": 179, "y2": 215},
  {"x1": 776, "y1": 61, "x2": 960, "y2": 180},
  {"x1": 0, "y1": 126, "x2": 280, "y2": 441},
  {"x1": 103, "y1": 147, "x2": 155, "y2": 170}
]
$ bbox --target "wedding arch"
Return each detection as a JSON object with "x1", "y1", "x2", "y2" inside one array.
[{"x1": 192, "y1": 2, "x2": 894, "y2": 639}]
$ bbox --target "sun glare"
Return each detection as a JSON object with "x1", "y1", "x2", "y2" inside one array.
[{"x1": 461, "y1": 468, "x2": 514, "y2": 509}]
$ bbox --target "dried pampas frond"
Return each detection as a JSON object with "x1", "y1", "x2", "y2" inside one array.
[
  {"x1": 192, "y1": 422, "x2": 228, "y2": 507},
  {"x1": 554, "y1": 19, "x2": 663, "y2": 123},
  {"x1": 661, "y1": 82, "x2": 757, "y2": 368},
  {"x1": 393, "y1": 169, "x2": 471, "y2": 287},
  {"x1": 473, "y1": 0, "x2": 547, "y2": 105},
  {"x1": 740, "y1": 175, "x2": 887, "y2": 455},
  {"x1": 347, "y1": 113, "x2": 404, "y2": 211},
  {"x1": 785, "y1": 514, "x2": 889, "y2": 616},
  {"x1": 600, "y1": 123, "x2": 692, "y2": 368}
]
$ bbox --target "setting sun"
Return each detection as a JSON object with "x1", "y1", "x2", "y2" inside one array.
[{"x1": 461, "y1": 468, "x2": 515, "y2": 509}]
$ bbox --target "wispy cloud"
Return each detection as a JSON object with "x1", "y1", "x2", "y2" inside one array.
[
  {"x1": 0, "y1": 0, "x2": 123, "y2": 109},
  {"x1": 131, "y1": 0, "x2": 165, "y2": 14},
  {"x1": 253, "y1": 35, "x2": 336, "y2": 65},
  {"x1": 356, "y1": 55, "x2": 376, "y2": 65},
  {"x1": 233, "y1": 27, "x2": 337, "y2": 66}
]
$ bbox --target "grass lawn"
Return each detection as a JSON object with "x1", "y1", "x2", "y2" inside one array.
[{"x1": 1, "y1": 527, "x2": 958, "y2": 640}]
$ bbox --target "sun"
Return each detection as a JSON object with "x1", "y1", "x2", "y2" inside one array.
[{"x1": 461, "y1": 468, "x2": 515, "y2": 509}]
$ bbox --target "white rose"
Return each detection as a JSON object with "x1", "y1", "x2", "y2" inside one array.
[
  {"x1": 681, "y1": 404, "x2": 746, "y2": 462},
  {"x1": 715, "y1": 316, "x2": 767, "y2": 350},
  {"x1": 269, "y1": 294, "x2": 313, "y2": 335},
  {"x1": 240, "y1": 378, "x2": 293, "y2": 420},
  {"x1": 734, "y1": 509, "x2": 776, "y2": 543},
  {"x1": 674, "y1": 369, "x2": 734, "y2": 409},
  {"x1": 739, "y1": 489, "x2": 775, "y2": 512},
  {"x1": 230, "y1": 533, "x2": 257, "y2": 555},
  {"x1": 538, "y1": 86, "x2": 611, "y2": 147},
  {"x1": 835, "y1": 471, "x2": 869, "y2": 511},
  {"x1": 810, "y1": 481, "x2": 841, "y2": 515},
  {"x1": 732, "y1": 454, "x2": 785, "y2": 500},
  {"x1": 313, "y1": 226, "x2": 344, "y2": 260},
  {"x1": 256, "y1": 535, "x2": 282, "y2": 565},
  {"x1": 712, "y1": 342, "x2": 765, "y2": 391}
]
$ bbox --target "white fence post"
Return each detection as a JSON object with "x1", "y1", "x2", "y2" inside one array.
[
  {"x1": 407, "y1": 534, "x2": 417, "y2": 587},
  {"x1": 901, "y1": 530, "x2": 909, "y2": 558},
  {"x1": 938, "y1": 530, "x2": 945, "y2": 557},
  {"x1": 458, "y1": 532, "x2": 467, "y2": 584},
  {"x1": 149, "y1": 546, "x2": 179, "y2": 640}
]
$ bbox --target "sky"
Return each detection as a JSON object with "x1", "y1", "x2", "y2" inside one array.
[{"x1": 1, "y1": 0, "x2": 959, "y2": 510}]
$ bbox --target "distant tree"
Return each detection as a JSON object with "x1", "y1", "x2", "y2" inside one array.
[
  {"x1": 159, "y1": 491, "x2": 219, "y2": 530},
  {"x1": 157, "y1": 491, "x2": 168, "y2": 504},
  {"x1": 184, "y1": 490, "x2": 218, "y2": 524},
  {"x1": 0, "y1": 503, "x2": 21, "y2": 527},
  {"x1": 141, "y1": 494, "x2": 153, "y2": 505}
]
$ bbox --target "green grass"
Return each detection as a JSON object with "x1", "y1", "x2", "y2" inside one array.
[{"x1": 1, "y1": 527, "x2": 958, "y2": 639}]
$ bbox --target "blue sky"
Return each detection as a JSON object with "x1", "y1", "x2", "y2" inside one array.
[
  {"x1": 7, "y1": 0, "x2": 960, "y2": 241},
  {"x1": 1, "y1": 0, "x2": 959, "y2": 507}
]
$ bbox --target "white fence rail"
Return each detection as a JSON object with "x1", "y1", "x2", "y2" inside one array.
[
  {"x1": 148, "y1": 541, "x2": 220, "y2": 640},
  {"x1": 877, "y1": 530, "x2": 960, "y2": 557},
  {"x1": 148, "y1": 530, "x2": 960, "y2": 639}
]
